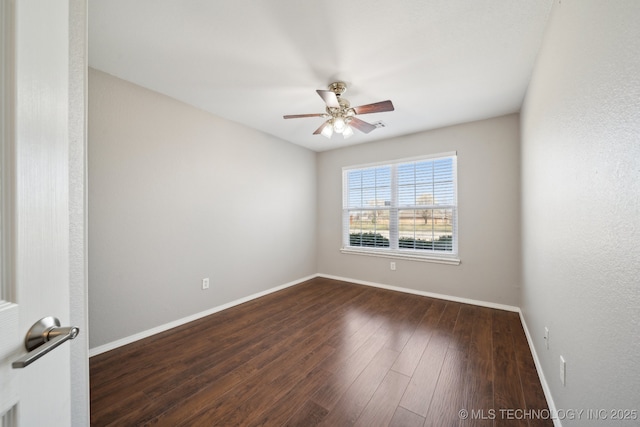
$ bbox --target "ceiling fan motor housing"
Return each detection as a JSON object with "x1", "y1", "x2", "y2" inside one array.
[
  {"x1": 326, "y1": 83, "x2": 354, "y2": 124},
  {"x1": 326, "y1": 97, "x2": 353, "y2": 120}
]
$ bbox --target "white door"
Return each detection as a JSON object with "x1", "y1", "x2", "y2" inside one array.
[{"x1": 0, "y1": 1, "x2": 88, "y2": 425}]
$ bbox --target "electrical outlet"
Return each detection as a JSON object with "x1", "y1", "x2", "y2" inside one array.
[
  {"x1": 560, "y1": 355, "x2": 566, "y2": 386},
  {"x1": 202, "y1": 278, "x2": 210, "y2": 290},
  {"x1": 544, "y1": 327, "x2": 549, "y2": 349},
  {"x1": 390, "y1": 262, "x2": 396, "y2": 271}
]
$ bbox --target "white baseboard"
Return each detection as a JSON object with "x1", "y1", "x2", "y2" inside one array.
[
  {"x1": 88, "y1": 274, "x2": 317, "y2": 357},
  {"x1": 316, "y1": 273, "x2": 520, "y2": 312},
  {"x1": 518, "y1": 310, "x2": 562, "y2": 427},
  {"x1": 89, "y1": 272, "x2": 557, "y2": 427}
]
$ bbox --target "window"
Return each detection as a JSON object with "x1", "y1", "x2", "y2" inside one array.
[{"x1": 342, "y1": 153, "x2": 459, "y2": 264}]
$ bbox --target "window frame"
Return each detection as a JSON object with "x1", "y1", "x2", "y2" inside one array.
[{"x1": 341, "y1": 152, "x2": 460, "y2": 265}]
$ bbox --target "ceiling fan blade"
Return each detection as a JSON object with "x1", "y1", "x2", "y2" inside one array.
[
  {"x1": 349, "y1": 117, "x2": 377, "y2": 134},
  {"x1": 313, "y1": 121, "x2": 331, "y2": 135},
  {"x1": 283, "y1": 113, "x2": 326, "y2": 119},
  {"x1": 352, "y1": 100, "x2": 395, "y2": 115},
  {"x1": 316, "y1": 90, "x2": 340, "y2": 108}
]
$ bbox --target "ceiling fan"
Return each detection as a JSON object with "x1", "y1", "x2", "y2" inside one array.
[{"x1": 283, "y1": 82, "x2": 394, "y2": 139}]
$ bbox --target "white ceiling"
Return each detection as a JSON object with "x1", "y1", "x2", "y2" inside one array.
[{"x1": 89, "y1": 0, "x2": 553, "y2": 152}]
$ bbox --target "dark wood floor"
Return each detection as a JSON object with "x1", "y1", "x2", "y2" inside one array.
[{"x1": 90, "y1": 277, "x2": 552, "y2": 426}]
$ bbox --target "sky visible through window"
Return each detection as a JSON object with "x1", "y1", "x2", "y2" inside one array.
[{"x1": 347, "y1": 158, "x2": 454, "y2": 208}]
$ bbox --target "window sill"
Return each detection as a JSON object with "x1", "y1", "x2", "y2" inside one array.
[{"x1": 340, "y1": 247, "x2": 461, "y2": 265}]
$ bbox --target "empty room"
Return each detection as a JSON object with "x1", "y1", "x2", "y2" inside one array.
[
  {"x1": 85, "y1": 1, "x2": 639, "y2": 425},
  {"x1": 87, "y1": 1, "x2": 638, "y2": 426},
  {"x1": 2, "y1": 0, "x2": 637, "y2": 426}
]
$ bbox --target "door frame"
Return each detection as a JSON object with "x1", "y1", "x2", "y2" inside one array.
[{"x1": 68, "y1": 0, "x2": 89, "y2": 425}]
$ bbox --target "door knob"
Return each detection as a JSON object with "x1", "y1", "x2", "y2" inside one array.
[{"x1": 12, "y1": 316, "x2": 79, "y2": 369}]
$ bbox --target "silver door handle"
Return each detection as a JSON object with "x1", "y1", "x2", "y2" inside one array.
[{"x1": 12, "y1": 316, "x2": 79, "y2": 369}]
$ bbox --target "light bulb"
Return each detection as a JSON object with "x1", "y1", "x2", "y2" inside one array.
[
  {"x1": 320, "y1": 122, "x2": 333, "y2": 138},
  {"x1": 333, "y1": 117, "x2": 346, "y2": 134},
  {"x1": 342, "y1": 125, "x2": 354, "y2": 139}
]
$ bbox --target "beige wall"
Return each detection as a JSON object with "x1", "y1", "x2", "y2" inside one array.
[
  {"x1": 88, "y1": 69, "x2": 317, "y2": 348},
  {"x1": 317, "y1": 114, "x2": 522, "y2": 307},
  {"x1": 521, "y1": 1, "x2": 640, "y2": 422}
]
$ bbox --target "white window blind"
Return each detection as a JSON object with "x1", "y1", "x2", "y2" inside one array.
[{"x1": 342, "y1": 153, "x2": 458, "y2": 260}]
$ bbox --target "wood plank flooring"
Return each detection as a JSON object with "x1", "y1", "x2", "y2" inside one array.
[{"x1": 90, "y1": 277, "x2": 552, "y2": 426}]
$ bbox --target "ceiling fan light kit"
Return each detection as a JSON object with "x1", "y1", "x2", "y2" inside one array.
[{"x1": 284, "y1": 82, "x2": 394, "y2": 139}]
